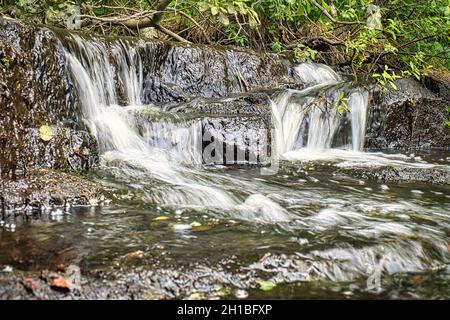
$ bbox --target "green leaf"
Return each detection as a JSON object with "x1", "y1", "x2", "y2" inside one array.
[
  {"x1": 257, "y1": 280, "x2": 276, "y2": 291},
  {"x1": 227, "y1": 4, "x2": 236, "y2": 14},
  {"x1": 211, "y1": 6, "x2": 219, "y2": 16},
  {"x1": 389, "y1": 81, "x2": 398, "y2": 90},
  {"x1": 219, "y1": 14, "x2": 230, "y2": 26},
  {"x1": 197, "y1": 2, "x2": 209, "y2": 12}
]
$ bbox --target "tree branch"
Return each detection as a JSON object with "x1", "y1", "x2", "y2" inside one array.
[
  {"x1": 155, "y1": 24, "x2": 191, "y2": 43},
  {"x1": 310, "y1": 0, "x2": 365, "y2": 26}
]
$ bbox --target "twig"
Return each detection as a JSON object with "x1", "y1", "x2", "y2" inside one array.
[
  {"x1": 310, "y1": 0, "x2": 364, "y2": 26},
  {"x1": 155, "y1": 24, "x2": 191, "y2": 43}
]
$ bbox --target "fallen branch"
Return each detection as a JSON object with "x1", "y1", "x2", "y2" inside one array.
[{"x1": 155, "y1": 24, "x2": 191, "y2": 43}]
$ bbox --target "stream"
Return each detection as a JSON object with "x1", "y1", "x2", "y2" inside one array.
[{"x1": 0, "y1": 31, "x2": 449, "y2": 300}]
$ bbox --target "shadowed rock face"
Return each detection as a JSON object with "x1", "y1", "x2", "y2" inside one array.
[
  {"x1": 0, "y1": 18, "x2": 95, "y2": 180},
  {"x1": 365, "y1": 77, "x2": 450, "y2": 149}
]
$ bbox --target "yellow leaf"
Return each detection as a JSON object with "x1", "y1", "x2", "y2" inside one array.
[
  {"x1": 153, "y1": 216, "x2": 170, "y2": 221},
  {"x1": 39, "y1": 125, "x2": 54, "y2": 141},
  {"x1": 190, "y1": 221, "x2": 202, "y2": 227}
]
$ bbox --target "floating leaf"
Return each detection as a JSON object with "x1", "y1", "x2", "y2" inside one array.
[
  {"x1": 190, "y1": 221, "x2": 202, "y2": 227},
  {"x1": 257, "y1": 280, "x2": 276, "y2": 291},
  {"x1": 153, "y1": 216, "x2": 170, "y2": 221},
  {"x1": 39, "y1": 125, "x2": 54, "y2": 141}
]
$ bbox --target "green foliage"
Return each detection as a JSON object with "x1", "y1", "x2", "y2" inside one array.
[
  {"x1": 1, "y1": 0, "x2": 448, "y2": 89},
  {"x1": 270, "y1": 41, "x2": 282, "y2": 53},
  {"x1": 446, "y1": 106, "x2": 450, "y2": 129},
  {"x1": 294, "y1": 44, "x2": 317, "y2": 63},
  {"x1": 257, "y1": 280, "x2": 276, "y2": 291},
  {"x1": 1, "y1": 56, "x2": 11, "y2": 70},
  {"x1": 336, "y1": 91, "x2": 350, "y2": 116},
  {"x1": 372, "y1": 65, "x2": 401, "y2": 91}
]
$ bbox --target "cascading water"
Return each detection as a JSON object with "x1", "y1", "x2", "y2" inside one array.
[
  {"x1": 64, "y1": 35, "x2": 240, "y2": 208},
  {"x1": 271, "y1": 63, "x2": 369, "y2": 160},
  {"x1": 1, "y1": 24, "x2": 449, "y2": 299}
]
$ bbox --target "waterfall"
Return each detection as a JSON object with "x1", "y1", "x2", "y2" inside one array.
[
  {"x1": 271, "y1": 63, "x2": 369, "y2": 159},
  {"x1": 61, "y1": 34, "x2": 369, "y2": 221},
  {"x1": 63, "y1": 35, "x2": 238, "y2": 208}
]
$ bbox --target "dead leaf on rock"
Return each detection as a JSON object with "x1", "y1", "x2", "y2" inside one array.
[
  {"x1": 56, "y1": 264, "x2": 65, "y2": 272},
  {"x1": 49, "y1": 277, "x2": 71, "y2": 290},
  {"x1": 39, "y1": 125, "x2": 54, "y2": 141}
]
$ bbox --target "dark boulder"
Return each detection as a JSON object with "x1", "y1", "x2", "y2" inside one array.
[{"x1": 365, "y1": 76, "x2": 450, "y2": 149}]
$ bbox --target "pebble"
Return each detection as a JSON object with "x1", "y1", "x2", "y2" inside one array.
[
  {"x1": 235, "y1": 289, "x2": 249, "y2": 299},
  {"x1": 380, "y1": 185, "x2": 389, "y2": 191}
]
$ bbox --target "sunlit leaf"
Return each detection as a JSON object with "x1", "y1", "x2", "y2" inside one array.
[
  {"x1": 39, "y1": 125, "x2": 54, "y2": 141},
  {"x1": 257, "y1": 280, "x2": 276, "y2": 291}
]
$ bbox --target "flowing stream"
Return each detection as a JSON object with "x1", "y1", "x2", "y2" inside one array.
[{"x1": 0, "y1": 34, "x2": 449, "y2": 299}]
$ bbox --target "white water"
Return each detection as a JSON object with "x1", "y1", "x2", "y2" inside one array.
[
  {"x1": 63, "y1": 37, "x2": 444, "y2": 227},
  {"x1": 270, "y1": 63, "x2": 370, "y2": 164},
  {"x1": 64, "y1": 35, "x2": 239, "y2": 208}
]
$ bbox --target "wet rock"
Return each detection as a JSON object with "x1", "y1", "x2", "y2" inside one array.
[
  {"x1": 0, "y1": 18, "x2": 98, "y2": 179},
  {"x1": 138, "y1": 42, "x2": 296, "y2": 103},
  {"x1": 161, "y1": 90, "x2": 276, "y2": 115},
  {"x1": 366, "y1": 76, "x2": 450, "y2": 149},
  {"x1": 338, "y1": 166, "x2": 450, "y2": 184},
  {"x1": 0, "y1": 168, "x2": 104, "y2": 211}
]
